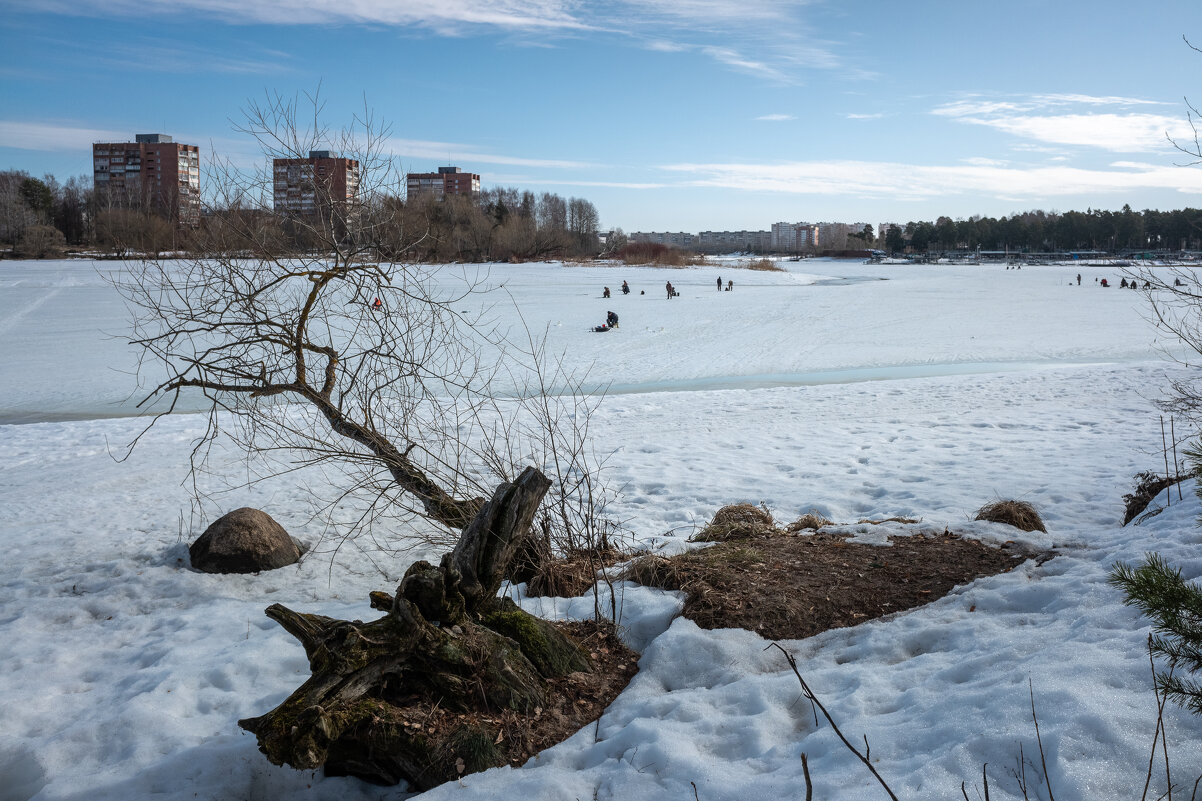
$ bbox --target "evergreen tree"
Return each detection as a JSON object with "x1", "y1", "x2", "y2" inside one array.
[{"x1": 1109, "y1": 553, "x2": 1202, "y2": 713}]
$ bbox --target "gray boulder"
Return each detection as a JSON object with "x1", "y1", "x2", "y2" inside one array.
[{"x1": 189, "y1": 507, "x2": 305, "y2": 574}]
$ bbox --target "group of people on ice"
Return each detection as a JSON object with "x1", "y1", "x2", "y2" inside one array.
[{"x1": 595, "y1": 274, "x2": 734, "y2": 330}]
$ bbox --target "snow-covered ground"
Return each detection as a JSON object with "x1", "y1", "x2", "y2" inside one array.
[{"x1": 2, "y1": 257, "x2": 1201, "y2": 800}]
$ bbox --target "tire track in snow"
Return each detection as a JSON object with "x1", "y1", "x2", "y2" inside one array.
[{"x1": 0, "y1": 285, "x2": 64, "y2": 337}]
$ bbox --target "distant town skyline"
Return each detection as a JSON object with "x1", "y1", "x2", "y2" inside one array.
[{"x1": 3, "y1": 1, "x2": 1202, "y2": 232}]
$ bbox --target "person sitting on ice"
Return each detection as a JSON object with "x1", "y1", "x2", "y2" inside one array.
[
  {"x1": 606, "y1": 310, "x2": 619, "y2": 329},
  {"x1": 1100, "y1": 278, "x2": 1110, "y2": 287},
  {"x1": 603, "y1": 286, "x2": 611, "y2": 298},
  {"x1": 621, "y1": 281, "x2": 630, "y2": 295},
  {"x1": 1120, "y1": 278, "x2": 1129, "y2": 288}
]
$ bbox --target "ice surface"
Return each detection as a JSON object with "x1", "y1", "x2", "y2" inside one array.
[{"x1": 1, "y1": 257, "x2": 1199, "y2": 800}]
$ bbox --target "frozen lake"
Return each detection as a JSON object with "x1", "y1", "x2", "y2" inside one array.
[
  {"x1": 0, "y1": 257, "x2": 1173, "y2": 422},
  {"x1": 2, "y1": 256, "x2": 1200, "y2": 801}
]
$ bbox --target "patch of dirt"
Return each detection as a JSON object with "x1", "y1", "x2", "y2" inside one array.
[{"x1": 624, "y1": 531, "x2": 1046, "y2": 640}]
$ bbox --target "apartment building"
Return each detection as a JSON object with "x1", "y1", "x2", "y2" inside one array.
[
  {"x1": 272, "y1": 150, "x2": 360, "y2": 217},
  {"x1": 406, "y1": 166, "x2": 481, "y2": 200},
  {"x1": 629, "y1": 231, "x2": 697, "y2": 248},
  {"x1": 696, "y1": 230, "x2": 771, "y2": 253},
  {"x1": 92, "y1": 133, "x2": 200, "y2": 226},
  {"x1": 771, "y1": 222, "x2": 820, "y2": 251}
]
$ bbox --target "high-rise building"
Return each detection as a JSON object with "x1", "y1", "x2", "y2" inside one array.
[
  {"x1": 771, "y1": 222, "x2": 820, "y2": 251},
  {"x1": 406, "y1": 166, "x2": 481, "y2": 200},
  {"x1": 272, "y1": 150, "x2": 361, "y2": 217},
  {"x1": 92, "y1": 133, "x2": 201, "y2": 226}
]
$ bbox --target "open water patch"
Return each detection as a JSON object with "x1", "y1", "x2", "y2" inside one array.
[{"x1": 595, "y1": 360, "x2": 1117, "y2": 396}]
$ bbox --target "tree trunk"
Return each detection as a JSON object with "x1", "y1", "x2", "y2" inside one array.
[{"x1": 238, "y1": 466, "x2": 593, "y2": 790}]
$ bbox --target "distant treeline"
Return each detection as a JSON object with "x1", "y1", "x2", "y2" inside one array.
[
  {"x1": 877, "y1": 206, "x2": 1202, "y2": 254},
  {"x1": 0, "y1": 169, "x2": 617, "y2": 261},
  {"x1": 5, "y1": 166, "x2": 1201, "y2": 259}
]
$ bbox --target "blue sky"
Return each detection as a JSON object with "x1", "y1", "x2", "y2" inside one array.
[{"x1": 3, "y1": 0, "x2": 1202, "y2": 232}]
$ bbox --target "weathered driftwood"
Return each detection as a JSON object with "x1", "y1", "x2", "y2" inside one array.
[{"x1": 237, "y1": 467, "x2": 594, "y2": 789}]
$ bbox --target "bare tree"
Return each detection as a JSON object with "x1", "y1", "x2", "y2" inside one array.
[
  {"x1": 1169, "y1": 36, "x2": 1202, "y2": 168},
  {"x1": 1126, "y1": 36, "x2": 1202, "y2": 424},
  {"x1": 112, "y1": 90, "x2": 624, "y2": 787}
]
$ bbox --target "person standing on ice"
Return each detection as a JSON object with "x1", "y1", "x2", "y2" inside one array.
[
  {"x1": 666, "y1": 281, "x2": 674, "y2": 299},
  {"x1": 717, "y1": 276, "x2": 722, "y2": 291},
  {"x1": 1077, "y1": 273, "x2": 1081, "y2": 285}
]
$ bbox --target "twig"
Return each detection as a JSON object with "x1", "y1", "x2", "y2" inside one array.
[
  {"x1": 802, "y1": 753, "x2": 813, "y2": 801},
  {"x1": 1029, "y1": 679, "x2": 1057, "y2": 801},
  {"x1": 1162, "y1": 417, "x2": 1172, "y2": 508},
  {"x1": 691, "y1": 780, "x2": 700, "y2": 801},
  {"x1": 770, "y1": 643, "x2": 899, "y2": 801},
  {"x1": 1172, "y1": 417, "x2": 1183, "y2": 502},
  {"x1": 1146, "y1": 641, "x2": 1164, "y2": 801}
]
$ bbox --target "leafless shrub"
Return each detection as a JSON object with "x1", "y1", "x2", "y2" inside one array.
[{"x1": 109, "y1": 90, "x2": 619, "y2": 581}]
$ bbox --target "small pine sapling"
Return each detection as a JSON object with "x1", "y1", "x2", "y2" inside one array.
[{"x1": 1109, "y1": 553, "x2": 1202, "y2": 713}]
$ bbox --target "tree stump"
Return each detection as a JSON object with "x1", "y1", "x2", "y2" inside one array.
[{"x1": 238, "y1": 467, "x2": 596, "y2": 789}]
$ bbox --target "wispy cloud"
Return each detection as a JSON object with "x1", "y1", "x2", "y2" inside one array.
[
  {"x1": 755, "y1": 113, "x2": 796, "y2": 122},
  {"x1": 15, "y1": 0, "x2": 849, "y2": 84},
  {"x1": 932, "y1": 94, "x2": 1190, "y2": 153},
  {"x1": 18, "y1": 0, "x2": 591, "y2": 32},
  {"x1": 99, "y1": 39, "x2": 295, "y2": 75},
  {"x1": 659, "y1": 159, "x2": 1202, "y2": 200},
  {"x1": 846, "y1": 112, "x2": 883, "y2": 120},
  {"x1": 0, "y1": 120, "x2": 127, "y2": 151},
  {"x1": 386, "y1": 137, "x2": 593, "y2": 169}
]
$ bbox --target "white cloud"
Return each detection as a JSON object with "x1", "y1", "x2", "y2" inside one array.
[
  {"x1": 962, "y1": 157, "x2": 1008, "y2": 167},
  {"x1": 959, "y1": 112, "x2": 1190, "y2": 153},
  {"x1": 385, "y1": 137, "x2": 593, "y2": 169},
  {"x1": 846, "y1": 113, "x2": 883, "y2": 120},
  {"x1": 932, "y1": 94, "x2": 1190, "y2": 153},
  {"x1": 658, "y1": 159, "x2": 1202, "y2": 200},
  {"x1": 19, "y1": 0, "x2": 591, "y2": 31},
  {"x1": 755, "y1": 113, "x2": 796, "y2": 122},
  {"x1": 0, "y1": 121, "x2": 127, "y2": 151}
]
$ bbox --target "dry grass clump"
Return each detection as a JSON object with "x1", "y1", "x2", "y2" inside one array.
[
  {"x1": 744, "y1": 258, "x2": 785, "y2": 272},
  {"x1": 973, "y1": 499, "x2": 1046, "y2": 533},
  {"x1": 785, "y1": 512, "x2": 833, "y2": 532},
  {"x1": 691, "y1": 503, "x2": 778, "y2": 542},
  {"x1": 616, "y1": 242, "x2": 705, "y2": 266},
  {"x1": 620, "y1": 555, "x2": 684, "y2": 591},
  {"x1": 522, "y1": 547, "x2": 630, "y2": 598}
]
